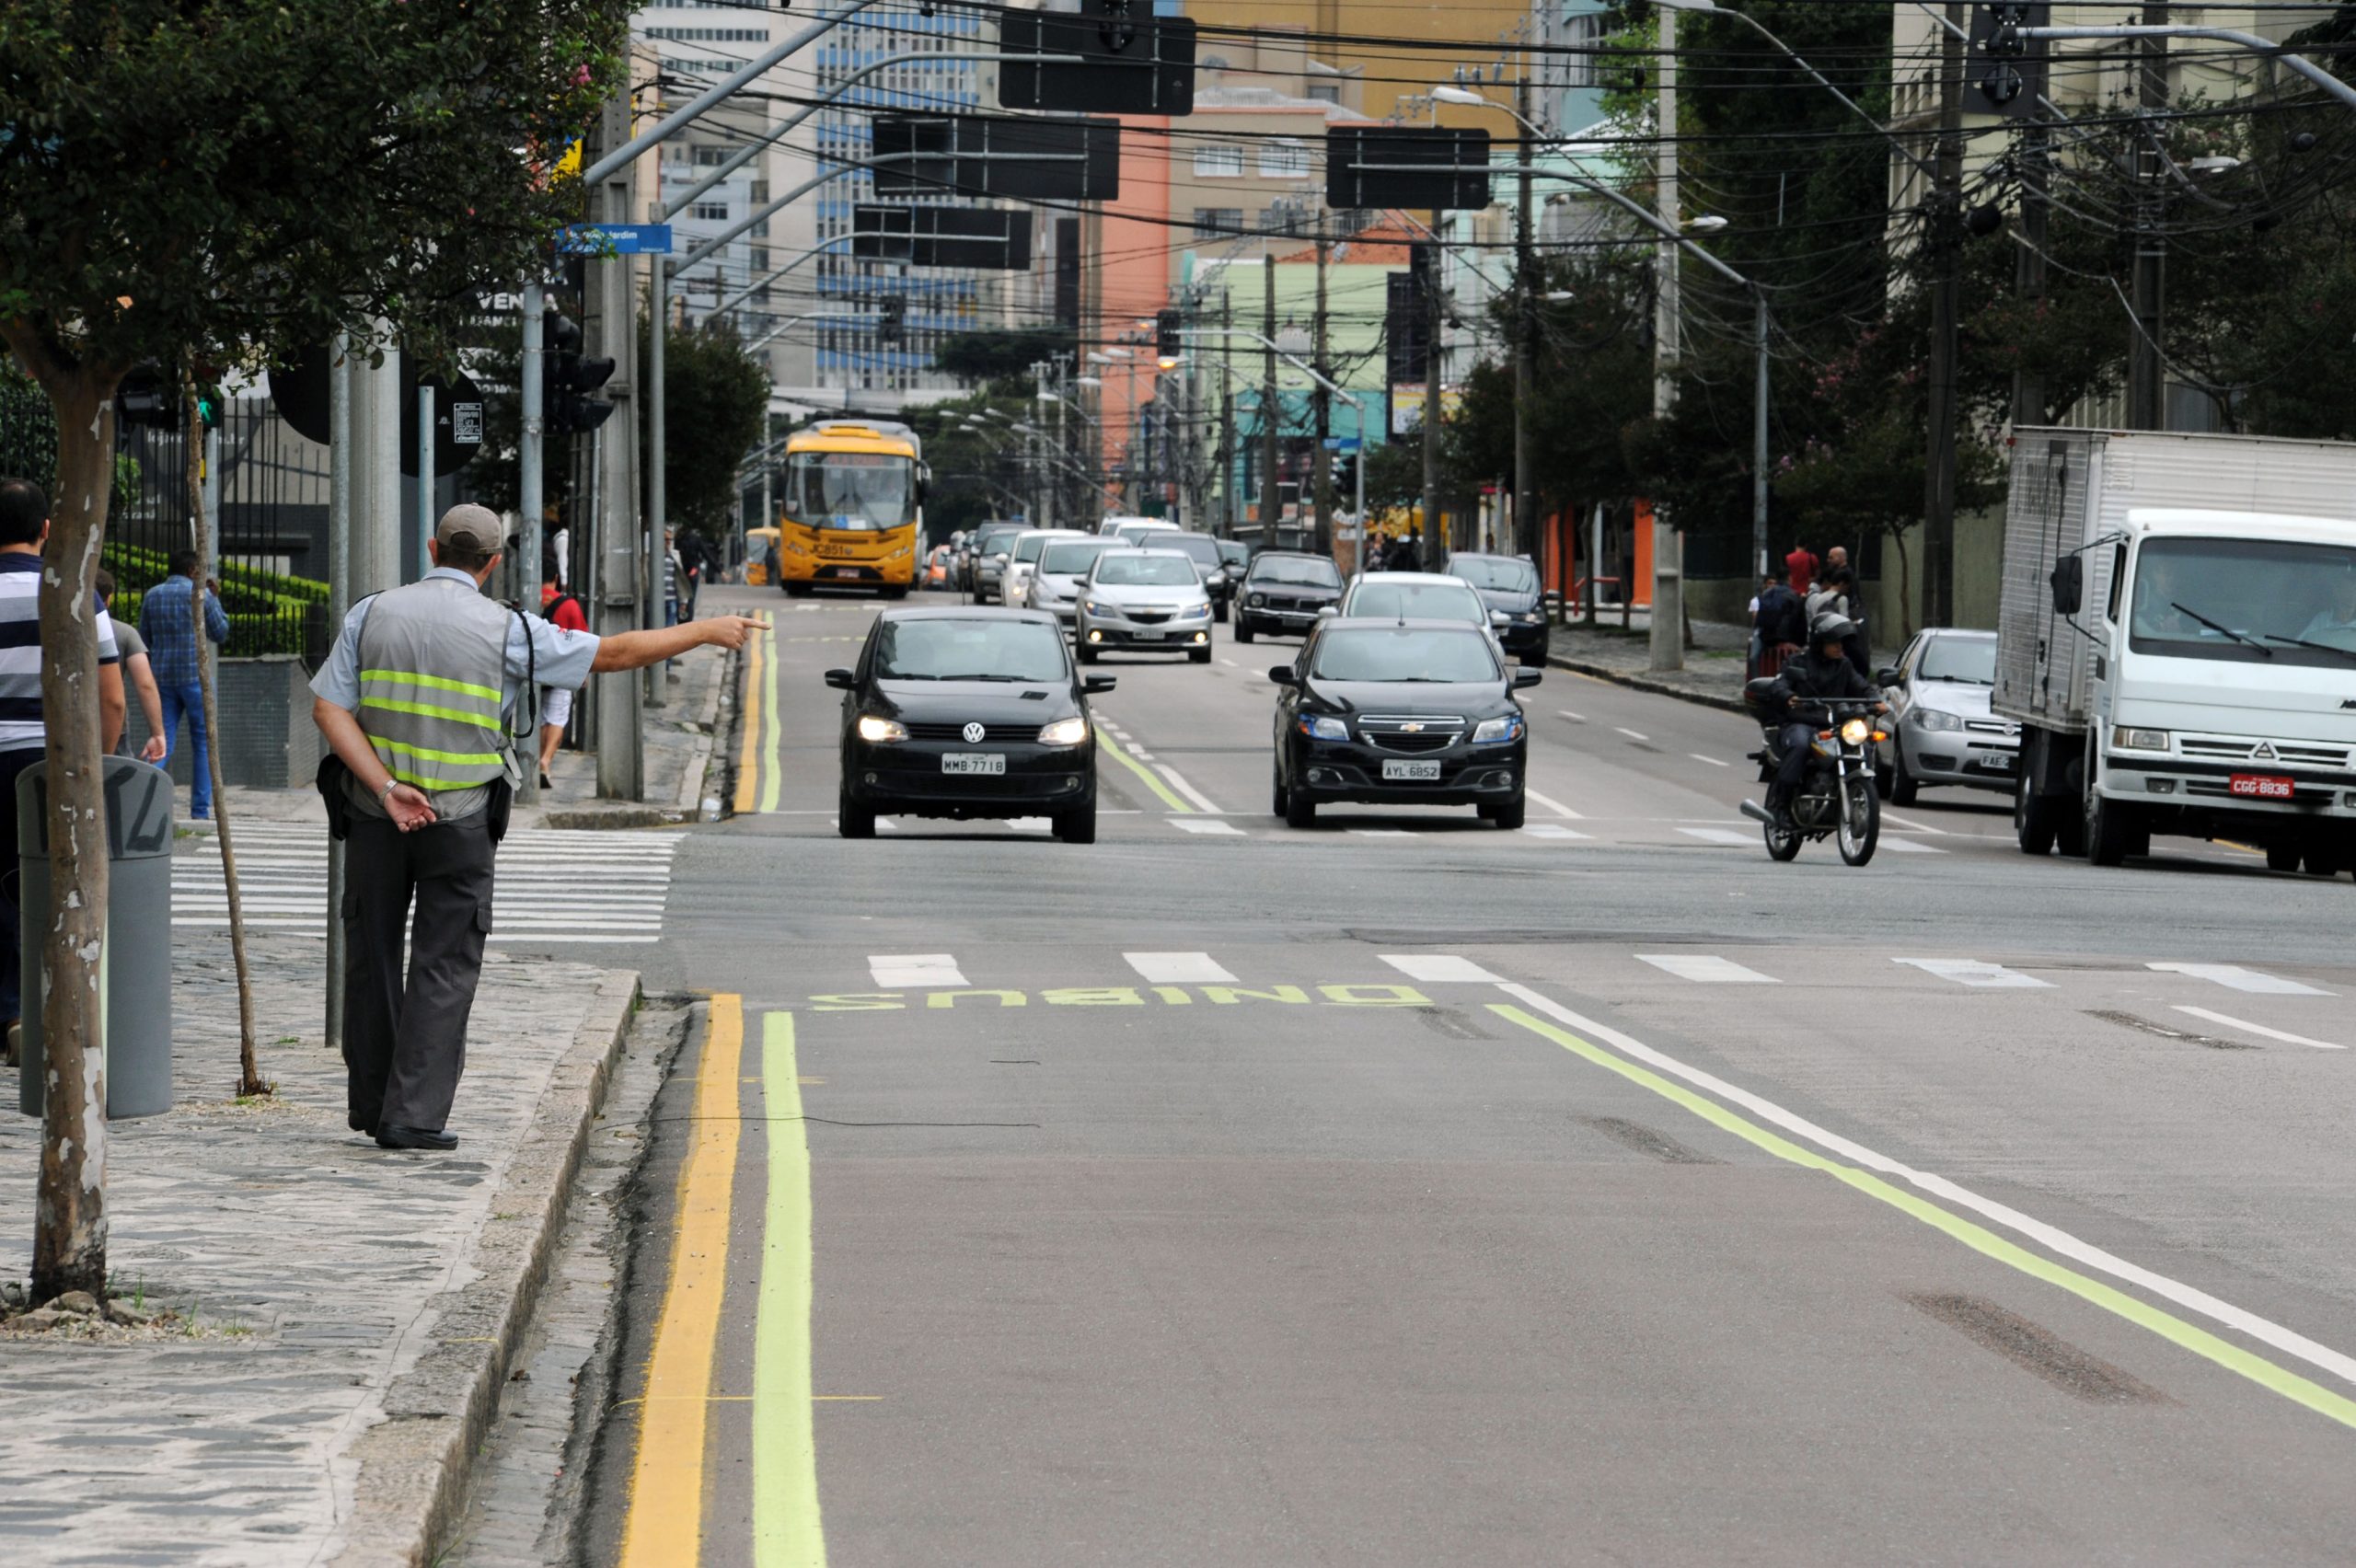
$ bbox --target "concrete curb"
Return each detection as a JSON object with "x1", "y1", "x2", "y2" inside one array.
[
  {"x1": 1546, "y1": 652, "x2": 1750, "y2": 716},
  {"x1": 329, "y1": 970, "x2": 641, "y2": 1568}
]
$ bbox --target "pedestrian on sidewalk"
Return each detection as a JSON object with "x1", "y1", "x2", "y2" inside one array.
[
  {"x1": 0, "y1": 479, "x2": 126, "y2": 1066},
  {"x1": 96, "y1": 570, "x2": 168, "y2": 765},
  {"x1": 537, "y1": 568, "x2": 588, "y2": 790},
  {"x1": 310, "y1": 504, "x2": 766, "y2": 1152},
  {"x1": 1784, "y1": 542, "x2": 1818, "y2": 595},
  {"x1": 138, "y1": 548, "x2": 229, "y2": 821}
]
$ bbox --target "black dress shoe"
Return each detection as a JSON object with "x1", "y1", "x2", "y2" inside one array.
[{"x1": 375, "y1": 1124, "x2": 458, "y2": 1151}]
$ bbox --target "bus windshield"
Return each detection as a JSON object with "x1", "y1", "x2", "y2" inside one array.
[{"x1": 785, "y1": 451, "x2": 915, "y2": 532}]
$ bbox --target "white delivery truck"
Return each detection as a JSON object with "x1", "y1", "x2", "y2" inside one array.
[{"x1": 1997, "y1": 428, "x2": 2356, "y2": 871}]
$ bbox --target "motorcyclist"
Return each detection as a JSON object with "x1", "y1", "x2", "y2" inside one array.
[{"x1": 1763, "y1": 613, "x2": 1887, "y2": 828}]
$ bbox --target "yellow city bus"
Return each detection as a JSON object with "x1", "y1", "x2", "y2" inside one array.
[{"x1": 774, "y1": 419, "x2": 925, "y2": 596}]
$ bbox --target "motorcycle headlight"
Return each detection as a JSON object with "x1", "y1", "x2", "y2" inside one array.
[
  {"x1": 1914, "y1": 708, "x2": 1964, "y2": 732},
  {"x1": 1472, "y1": 713, "x2": 1525, "y2": 744},
  {"x1": 1248, "y1": 593, "x2": 1265, "y2": 606},
  {"x1": 856, "y1": 714, "x2": 907, "y2": 744},
  {"x1": 1036, "y1": 716, "x2": 1090, "y2": 746},
  {"x1": 1299, "y1": 715, "x2": 1349, "y2": 742},
  {"x1": 1840, "y1": 718, "x2": 1871, "y2": 745}
]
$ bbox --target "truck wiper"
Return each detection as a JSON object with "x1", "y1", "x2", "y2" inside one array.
[
  {"x1": 2171, "y1": 602, "x2": 2272, "y2": 657},
  {"x1": 2261, "y1": 632, "x2": 2356, "y2": 665}
]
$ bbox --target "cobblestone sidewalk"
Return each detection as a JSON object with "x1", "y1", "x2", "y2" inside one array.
[{"x1": 0, "y1": 927, "x2": 636, "y2": 1566}]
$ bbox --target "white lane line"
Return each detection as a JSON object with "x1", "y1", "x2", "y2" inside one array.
[
  {"x1": 1218, "y1": 658, "x2": 1240, "y2": 668},
  {"x1": 1157, "y1": 764, "x2": 1223, "y2": 814},
  {"x1": 1556, "y1": 709, "x2": 1585, "y2": 722},
  {"x1": 1523, "y1": 788, "x2": 1581, "y2": 820},
  {"x1": 1171, "y1": 818, "x2": 1245, "y2": 836},
  {"x1": 1878, "y1": 809, "x2": 1948, "y2": 836},
  {"x1": 869, "y1": 953, "x2": 966, "y2": 988},
  {"x1": 1614, "y1": 727, "x2": 1649, "y2": 743},
  {"x1": 1348, "y1": 828, "x2": 1418, "y2": 837},
  {"x1": 1496, "y1": 982, "x2": 2356, "y2": 1395},
  {"x1": 2149, "y1": 962, "x2": 2333, "y2": 997},
  {"x1": 1894, "y1": 957, "x2": 2051, "y2": 989},
  {"x1": 2173, "y1": 1006, "x2": 2347, "y2": 1051},
  {"x1": 1636, "y1": 953, "x2": 1777, "y2": 985},
  {"x1": 1877, "y1": 837, "x2": 1945, "y2": 855},
  {"x1": 1520, "y1": 824, "x2": 1591, "y2": 840},
  {"x1": 1678, "y1": 827, "x2": 1753, "y2": 847},
  {"x1": 1131, "y1": 750, "x2": 1156, "y2": 761},
  {"x1": 1382, "y1": 954, "x2": 1504, "y2": 983},
  {"x1": 1125, "y1": 951, "x2": 1238, "y2": 985},
  {"x1": 1688, "y1": 753, "x2": 1729, "y2": 767}
]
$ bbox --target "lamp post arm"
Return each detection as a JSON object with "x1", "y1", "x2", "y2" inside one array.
[{"x1": 2013, "y1": 24, "x2": 2356, "y2": 114}]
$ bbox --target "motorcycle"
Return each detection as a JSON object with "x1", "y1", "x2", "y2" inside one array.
[{"x1": 1738, "y1": 688, "x2": 1887, "y2": 866}]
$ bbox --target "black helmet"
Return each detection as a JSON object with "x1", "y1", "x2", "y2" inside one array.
[{"x1": 1811, "y1": 613, "x2": 1857, "y2": 644}]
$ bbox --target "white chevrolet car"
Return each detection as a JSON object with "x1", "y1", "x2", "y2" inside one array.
[{"x1": 1075, "y1": 549, "x2": 1215, "y2": 664}]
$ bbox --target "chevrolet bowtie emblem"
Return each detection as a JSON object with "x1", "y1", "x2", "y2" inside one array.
[{"x1": 1400, "y1": 722, "x2": 1425, "y2": 732}]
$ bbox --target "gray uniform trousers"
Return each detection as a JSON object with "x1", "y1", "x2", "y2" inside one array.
[{"x1": 341, "y1": 812, "x2": 497, "y2": 1133}]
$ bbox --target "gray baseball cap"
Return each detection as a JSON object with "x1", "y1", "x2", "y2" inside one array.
[{"x1": 436, "y1": 503, "x2": 505, "y2": 553}]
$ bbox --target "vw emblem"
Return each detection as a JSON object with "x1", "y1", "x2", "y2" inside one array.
[{"x1": 962, "y1": 722, "x2": 987, "y2": 744}]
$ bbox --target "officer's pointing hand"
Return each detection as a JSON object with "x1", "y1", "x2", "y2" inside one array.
[{"x1": 699, "y1": 616, "x2": 768, "y2": 651}]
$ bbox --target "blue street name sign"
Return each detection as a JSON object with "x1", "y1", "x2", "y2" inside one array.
[
  {"x1": 1323, "y1": 436, "x2": 1361, "y2": 452},
  {"x1": 558, "y1": 224, "x2": 675, "y2": 256}
]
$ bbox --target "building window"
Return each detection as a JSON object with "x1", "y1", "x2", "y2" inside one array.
[
  {"x1": 1194, "y1": 207, "x2": 1242, "y2": 239},
  {"x1": 1307, "y1": 83, "x2": 1339, "y2": 105},
  {"x1": 1260, "y1": 139, "x2": 1310, "y2": 178},
  {"x1": 1193, "y1": 145, "x2": 1244, "y2": 178},
  {"x1": 693, "y1": 146, "x2": 731, "y2": 167},
  {"x1": 692, "y1": 202, "x2": 730, "y2": 222}
]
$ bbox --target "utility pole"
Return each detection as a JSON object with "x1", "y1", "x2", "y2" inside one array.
[
  {"x1": 517, "y1": 283, "x2": 545, "y2": 806},
  {"x1": 325, "y1": 334, "x2": 352, "y2": 1054},
  {"x1": 1649, "y1": 3, "x2": 1684, "y2": 674},
  {"x1": 1922, "y1": 2, "x2": 1966, "y2": 629},
  {"x1": 1260, "y1": 254, "x2": 1281, "y2": 537},
  {"x1": 1513, "y1": 67, "x2": 1537, "y2": 563},
  {"x1": 2129, "y1": 1, "x2": 2168, "y2": 430},
  {"x1": 1421, "y1": 224, "x2": 1443, "y2": 560},
  {"x1": 592, "y1": 86, "x2": 644, "y2": 801},
  {"x1": 1311, "y1": 225, "x2": 1334, "y2": 556}
]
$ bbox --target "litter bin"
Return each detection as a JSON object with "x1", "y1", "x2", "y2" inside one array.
[{"x1": 17, "y1": 755, "x2": 175, "y2": 1119}]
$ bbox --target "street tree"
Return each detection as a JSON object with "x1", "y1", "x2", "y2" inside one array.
[
  {"x1": 641, "y1": 316, "x2": 769, "y2": 542},
  {"x1": 0, "y1": 0, "x2": 628, "y2": 1302}
]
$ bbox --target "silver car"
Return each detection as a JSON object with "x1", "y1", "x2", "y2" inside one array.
[
  {"x1": 1334, "y1": 572, "x2": 1507, "y2": 651},
  {"x1": 1075, "y1": 549, "x2": 1215, "y2": 664},
  {"x1": 1875, "y1": 628, "x2": 2018, "y2": 802},
  {"x1": 1026, "y1": 536, "x2": 1121, "y2": 630},
  {"x1": 999, "y1": 527, "x2": 1088, "y2": 607}
]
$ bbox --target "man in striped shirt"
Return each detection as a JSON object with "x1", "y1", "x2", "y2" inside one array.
[{"x1": 0, "y1": 478, "x2": 125, "y2": 1061}]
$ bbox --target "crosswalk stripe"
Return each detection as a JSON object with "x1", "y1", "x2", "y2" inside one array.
[
  {"x1": 1678, "y1": 827, "x2": 1753, "y2": 847},
  {"x1": 1170, "y1": 818, "x2": 1245, "y2": 836},
  {"x1": 1124, "y1": 951, "x2": 1238, "y2": 984},
  {"x1": 869, "y1": 954, "x2": 966, "y2": 988},
  {"x1": 1380, "y1": 954, "x2": 1502, "y2": 983},
  {"x1": 2171, "y1": 1007, "x2": 2346, "y2": 1051},
  {"x1": 1894, "y1": 957, "x2": 2050, "y2": 988},
  {"x1": 1637, "y1": 953, "x2": 1776, "y2": 985},
  {"x1": 1519, "y1": 823, "x2": 1590, "y2": 840},
  {"x1": 2148, "y1": 963, "x2": 2332, "y2": 997}
]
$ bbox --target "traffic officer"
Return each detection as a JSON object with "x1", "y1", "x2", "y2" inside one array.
[{"x1": 311, "y1": 504, "x2": 763, "y2": 1150}]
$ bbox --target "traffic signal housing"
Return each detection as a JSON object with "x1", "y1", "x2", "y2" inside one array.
[
  {"x1": 542, "y1": 313, "x2": 616, "y2": 436},
  {"x1": 1156, "y1": 306, "x2": 1183, "y2": 363},
  {"x1": 1968, "y1": 3, "x2": 2048, "y2": 118},
  {"x1": 878, "y1": 294, "x2": 907, "y2": 346}
]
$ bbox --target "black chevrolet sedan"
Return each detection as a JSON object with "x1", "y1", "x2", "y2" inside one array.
[
  {"x1": 1443, "y1": 552, "x2": 1550, "y2": 663},
  {"x1": 1270, "y1": 617, "x2": 1541, "y2": 829},
  {"x1": 826, "y1": 606, "x2": 1114, "y2": 842}
]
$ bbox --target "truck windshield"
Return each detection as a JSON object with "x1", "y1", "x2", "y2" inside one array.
[
  {"x1": 785, "y1": 452, "x2": 914, "y2": 531},
  {"x1": 2131, "y1": 537, "x2": 2356, "y2": 668}
]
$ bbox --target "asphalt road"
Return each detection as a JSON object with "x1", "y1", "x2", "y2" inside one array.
[{"x1": 584, "y1": 585, "x2": 2356, "y2": 1566}]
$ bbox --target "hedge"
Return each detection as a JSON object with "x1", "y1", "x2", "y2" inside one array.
[{"x1": 104, "y1": 544, "x2": 326, "y2": 661}]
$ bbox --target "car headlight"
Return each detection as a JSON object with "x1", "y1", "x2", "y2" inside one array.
[
  {"x1": 1082, "y1": 600, "x2": 1115, "y2": 617},
  {"x1": 1037, "y1": 716, "x2": 1091, "y2": 746},
  {"x1": 1472, "y1": 713, "x2": 1524, "y2": 744},
  {"x1": 2112, "y1": 725, "x2": 2169, "y2": 752},
  {"x1": 1179, "y1": 602, "x2": 1210, "y2": 617},
  {"x1": 1299, "y1": 715, "x2": 1349, "y2": 742},
  {"x1": 856, "y1": 714, "x2": 907, "y2": 744},
  {"x1": 1914, "y1": 708, "x2": 1964, "y2": 732},
  {"x1": 1248, "y1": 593, "x2": 1265, "y2": 607},
  {"x1": 1840, "y1": 718, "x2": 1872, "y2": 745}
]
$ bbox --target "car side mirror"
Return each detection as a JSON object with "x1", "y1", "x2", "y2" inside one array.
[
  {"x1": 1269, "y1": 664, "x2": 1297, "y2": 686},
  {"x1": 1082, "y1": 674, "x2": 1117, "y2": 694},
  {"x1": 1315, "y1": 605, "x2": 1338, "y2": 619},
  {"x1": 823, "y1": 668, "x2": 856, "y2": 690},
  {"x1": 1513, "y1": 666, "x2": 1543, "y2": 689},
  {"x1": 2050, "y1": 556, "x2": 2084, "y2": 616},
  {"x1": 1490, "y1": 608, "x2": 1512, "y2": 626},
  {"x1": 1876, "y1": 665, "x2": 1905, "y2": 687}
]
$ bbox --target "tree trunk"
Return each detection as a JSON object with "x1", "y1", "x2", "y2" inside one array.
[
  {"x1": 185, "y1": 384, "x2": 265, "y2": 1098},
  {"x1": 29, "y1": 363, "x2": 119, "y2": 1303}
]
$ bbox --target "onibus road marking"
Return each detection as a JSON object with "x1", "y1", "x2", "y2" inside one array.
[
  {"x1": 618, "y1": 996, "x2": 747, "y2": 1567},
  {"x1": 1490, "y1": 982, "x2": 2356, "y2": 1422},
  {"x1": 755, "y1": 1010, "x2": 826, "y2": 1567},
  {"x1": 2173, "y1": 1006, "x2": 2348, "y2": 1051}
]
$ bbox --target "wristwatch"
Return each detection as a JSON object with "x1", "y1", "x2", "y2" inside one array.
[{"x1": 377, "y1": 778, "x2": 399, "y2": 804}]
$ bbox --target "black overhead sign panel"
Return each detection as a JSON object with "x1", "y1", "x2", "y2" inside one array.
[
  {"x1": 871, "y1": 115, "x2": 1122, "y2": 202},
  {"x1": 997, "y1": 9, "x2": 1195, "y2": 116},
  {"x1": 1326, "y1": 127, "x2": 1493, "y2": 212},
  {"x1": 852, "y1": 205, "x2": 1035, "y2": 271}
]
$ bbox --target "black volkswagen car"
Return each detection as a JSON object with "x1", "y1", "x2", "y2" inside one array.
[
  {"x1": 1444, "y1": 552, "x2": 1550, "y2": 663},
  {"x1": 827, "y1": 606, "x2": 1114, "y2": 842},
  {"x1": 1270, "y1": 617, "x2": 1541, "y2": 829},
  {"x1": 1232, "y1": 550, "x2": 1344, "y2": 643}
]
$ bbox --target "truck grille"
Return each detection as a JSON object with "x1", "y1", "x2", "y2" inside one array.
[{"x1": 2179, "y1": 735, "x2": 2350, "y2": 768}]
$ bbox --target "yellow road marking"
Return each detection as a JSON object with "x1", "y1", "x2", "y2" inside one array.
[
  {"x1": 755, "y1": 1010, "x2": 826, "y2": 1566},
  {"x1": 1093, "y1": 723, "x2": 1192, "y2": 813},
  {"x1": 1486, "y1": 1002, "x2": 2356, "y2": 1434},
  {"x1": 758, "y1": 625, "x2": 784, "y2": 814},
  {"x1": 617, "y1": 996, "x2": 748, "y2": 1568},
  {"x1": 734, "y1": 629, "x2": 766, "y2": 815}
]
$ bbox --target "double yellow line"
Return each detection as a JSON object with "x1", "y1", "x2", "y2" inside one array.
[
  {"x1": 733, "y1": 628, "x2": 785, "y2": 816},
  {"x1": 618, "y1": 998, "x2": 825, "y2": 1566}
]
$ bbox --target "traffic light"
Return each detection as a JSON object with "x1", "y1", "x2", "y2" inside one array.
[
  {"x1": 541, "y1": 313, "x2": 616, "y2": 436},
  {"x1": 878, "y1": 294, "x2": 907, "y2": 346},
  {"x1": 1156, "y1": 307, "x2": 1182, "y2": 361},
  {"x1": 1330, "y1": 450, "x2": 1358, "y2": 497},
  {"x1": 1967, "y1": 3, "x2": 2047, "y2": 118},
  {"x1": 115, "y1": 365, "x2": 176, "y2": 429}
]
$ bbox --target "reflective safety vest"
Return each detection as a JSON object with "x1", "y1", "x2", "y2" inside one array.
[{"x1": 353, "y1": 578, "x2": 515, "y2": 808}]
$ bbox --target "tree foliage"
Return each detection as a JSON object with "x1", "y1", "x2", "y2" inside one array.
[
  {"x1": 643, "y1": 317, "x2": 769, "y2": 538},
  {"x1": 931, "y1": 327, "x2": 1079, "y2": 393}
]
